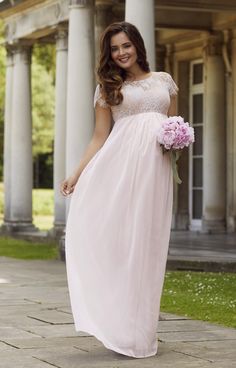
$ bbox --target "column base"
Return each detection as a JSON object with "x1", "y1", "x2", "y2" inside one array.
[
  {"x1": 226, "y1": 216, "x2": 236, "y2": 233},
  {"x1": 59, "y1": 233, "x2": 65, "y2": 262},
  {"x1": 202, "y1": 218, "x2": 226, "y2": 233},
  {"x1": 1, "y1": 221, "x2": 38, "y2": 235},
  {"x1": 48, "y1": 223, "x2": 65, "y2": 239},
  {"x1": 173, "y1": 213, "x2": 189, "y2": 230}
]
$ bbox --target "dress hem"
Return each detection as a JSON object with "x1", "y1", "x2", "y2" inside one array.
[{"x1": 74, "y1": 325, "x2": 158, "y2": 359}]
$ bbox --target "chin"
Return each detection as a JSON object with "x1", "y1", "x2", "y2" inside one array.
[
  {"x1": 118, "y1": 62, "x2": 135, "y2": 70},
  {"x1": 119, "y1": 65, "x2": 131, "y2": 70}
]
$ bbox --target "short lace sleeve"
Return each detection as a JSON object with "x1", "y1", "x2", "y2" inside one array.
[
  {"x1": 94, "y1": 85, "x2": 109, "y2": 108},
  {"x1": 159, "y1": 72, "x2": 179, "y2": 96}
]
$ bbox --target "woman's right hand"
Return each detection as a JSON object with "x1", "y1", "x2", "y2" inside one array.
[{"x1": 60, "y1": 175, "x2": 78, "y2": 196}]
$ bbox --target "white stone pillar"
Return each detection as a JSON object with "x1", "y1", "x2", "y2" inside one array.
[
  {"x1": 66, "y1": 0, "x2": 95, "y2": 179},
  {"x1": 203, "y1": 36, "x2": 226, "y2": 232},
  {"x1": 228, "y1": 31, "x2": 236, "y2": 231},
  {"x1": 53, "y1": 30, "x2": 68, "y2": 235},
  {"x1": 10, "y1": 44, "x2": 35, "y2": 231},
  {"x1": 3, "y1": 47, "x2": 13, "y2": 227},
  {"x1": 125, "y1": 0, "x2": 156, "y2": 70},
  {"x1": 95, "y1": 0, "x2": 114, "y2": 63}
]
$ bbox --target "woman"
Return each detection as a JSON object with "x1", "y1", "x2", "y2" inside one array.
[{"x1": 61, "y1": 21, "x2": 178, "y2": 358}]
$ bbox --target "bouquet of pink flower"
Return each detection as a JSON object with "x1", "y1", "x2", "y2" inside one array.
[{"x1": 156, "y1": 116, "x2": 195, "y2": 184}]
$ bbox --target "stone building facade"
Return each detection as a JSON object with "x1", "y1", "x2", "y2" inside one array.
[{"x1": 0, "y1": 0, "x2": 236, "y2": 235}]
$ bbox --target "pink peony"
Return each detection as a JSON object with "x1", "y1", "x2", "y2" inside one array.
[
  {"x1": 160, "y1": 130, "x2": 176, "y2": 149},
  {"x1": 156, "y1": 116, "x2": 195, "y2": 184},
  {"x1": 157, "y1": 116, "x2": 195, "y2": 151}
]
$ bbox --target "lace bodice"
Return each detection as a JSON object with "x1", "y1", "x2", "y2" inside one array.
[{"x1": 94, "y1": 71, "x2": 179, "y2": 122}]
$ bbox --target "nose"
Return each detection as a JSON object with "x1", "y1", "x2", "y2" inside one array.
[{"x1": 118, "y1": 47, "x2": 126, "y2": 56}]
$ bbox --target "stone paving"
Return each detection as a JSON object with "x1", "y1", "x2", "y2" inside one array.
[
  {"x1": 0, "y1": 256, "x2": 236, "y2": 368},
  {"x1": 168, "y1": 231, "x2": 236, "y2": 272}
]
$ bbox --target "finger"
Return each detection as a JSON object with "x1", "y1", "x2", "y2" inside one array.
[
  {"x1": 67, "y1": 186, "x2": 75, "y2": 195},
  {"x1": 61, "y1": 189, "x2": 68, "y2": 196},
  {"x1": 60, "y1": 187, "x2": 66, "y2": 196},
  {"x1": 61, "y1": 186, "x2": 69, "y2": 196},
  {"x1": 65, "y1": 187, "x2": 73, "y2": 195},
  {"x1": 60, "y1": 183, "x2": 65, "y2": 191}
]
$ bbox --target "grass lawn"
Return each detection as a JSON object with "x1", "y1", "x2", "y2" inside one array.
[
  {"x1": 0, "y1": 184, "x2": 54, "y2": 231},
  {"x1": 33, "y1": 188, "x2": 54, "y2": 230},
  {"x1": 0, "y1": 236, "x2": 58, "y2": 260},
  {"x1": 161, "y1": 271, "x2": 236, "y2": 329}
]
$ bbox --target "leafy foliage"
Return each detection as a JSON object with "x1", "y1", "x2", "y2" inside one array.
[
  {"x1": 33, "y1": 43, "x2": 56, "y2": 81},
  {"x1": 31, "y1": 53, "x2": 55, "y2": 157},
  {"x1": 0, "y1": 21, "x2": 6, "y2": 179},
  {"x1": 0, "y1": 20, "x2": 56, "y2": 184}
]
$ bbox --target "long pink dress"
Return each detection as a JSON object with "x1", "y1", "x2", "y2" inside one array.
[{"x1": 65, "y1": 71, "x2": 179, "y2": 358}]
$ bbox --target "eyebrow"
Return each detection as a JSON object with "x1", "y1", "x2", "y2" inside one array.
[{"x1": 110, "y1": 42, "x2": 131, "y2": 48}]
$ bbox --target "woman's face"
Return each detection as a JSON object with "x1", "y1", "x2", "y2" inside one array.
[{"x1": 110, "y1": 31, "x2": 138, "y2": 70}]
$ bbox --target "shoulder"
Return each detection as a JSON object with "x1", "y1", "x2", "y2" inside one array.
[
  {"x1": 153, "y1": 71, "x2": 179, "y2": 96},
  {"x1": 94, "y1": 84, "x2": 109, "y2": 109},
  {"x1": 153, "y1": 71, "x2": 173, "y2": 81}
]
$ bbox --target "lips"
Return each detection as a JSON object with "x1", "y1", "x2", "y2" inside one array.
[{"x1": 118, "y1": 57, "x2": 129, "y2": 63}]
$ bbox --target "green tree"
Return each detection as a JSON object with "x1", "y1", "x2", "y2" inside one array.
[
  {"x1": 31, "y1": 54, "x2": 55, "y2": 157},
  {"x1": 0, "y1": 20, "x2": 6, "y2": 180},
  {"x1": 33, "y1": 44, "x2": 56, "y2": 83},
  {"x1": 0, "y1": 18, "x2": 56, "y2": 185}
]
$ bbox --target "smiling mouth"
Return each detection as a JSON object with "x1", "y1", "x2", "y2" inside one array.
[{"x1": 118, "y1": 57, "x2": 129, "y2": 63}]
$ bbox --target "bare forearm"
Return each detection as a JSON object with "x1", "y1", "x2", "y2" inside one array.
[{"x1": 168, "y1": 95, "x2": 177, "y2": 116}]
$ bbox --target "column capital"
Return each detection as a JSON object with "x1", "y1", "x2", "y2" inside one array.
[
  {"x1": 203, "y1": 33, "x2": 223, "y2": 57},
  {"x1": 11, "y1": 42, "x2": 32, "y2": 64},
  {"x1": 55, "y1": 29, "x2": 68, "y2": 52},
  {"x1": 69, "y1": 0, "x2": 94, "y2": 8},
  {"x1": 96, "y1": 0, "x2": 115, "y2": 10},
  {"x1": 5, "y1": 45, "x2": 14, "y2": 67}
]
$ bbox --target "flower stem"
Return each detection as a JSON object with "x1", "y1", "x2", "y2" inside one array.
[{"x1": 170, "y1": 150, "x2": 182, "y2": 184}]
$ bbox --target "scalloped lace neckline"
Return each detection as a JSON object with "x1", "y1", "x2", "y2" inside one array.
[{"x1": 123, "y1": 72, "x2": 154, "y2": 85}]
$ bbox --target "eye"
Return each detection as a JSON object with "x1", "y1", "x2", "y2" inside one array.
[
  {"x1": 124, "y1": 44, "x2": 131, "y2": 48},
  {"x1": 111, "y1": 46, "x2": 118, "y2": 53}
]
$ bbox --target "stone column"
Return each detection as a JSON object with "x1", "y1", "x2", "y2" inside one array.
[
  {"x1": 3, "y1": 47, "x2": 14, "y2": 229},
  {"x1": 228, "y1": 31, "x2": 236, "y2": 231},
  {"x1": 9, "y1": 44, "x2": 36, "y2": 232},
  {"x1": 202, "y1": 35, "x2": 226, "y2": 232},
  {"x1": 59, "y1": 0, "x2": 95, "y2": 259},
  {"x1": 53, "y1": 30, "x2": 68, "y2": 236},
  {"x1": 125, "y1": 0, "x2": 156, "y2": 70},
  {"x1": 175, "y1": 61, "x2": 190, "y2": 230},
  {"x1": 66, "y1": 0, "x2": 95, "y2": 179},
  {"x1": 95, "y1": 0, "x2": 114, "y2": 63}
]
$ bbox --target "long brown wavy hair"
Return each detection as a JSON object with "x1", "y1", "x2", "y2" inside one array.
[{"x1": 97, "y1": 21, "x2": 150, "y2": 106}]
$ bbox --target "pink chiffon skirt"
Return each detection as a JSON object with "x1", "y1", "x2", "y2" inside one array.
[{"x1": 65, "y1": 111, "x2": 173, "y2": 358}]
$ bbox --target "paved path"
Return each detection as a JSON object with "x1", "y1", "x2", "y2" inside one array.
[
  {"x1": 168, "y1": 231, "x2": 236, "y2": 272},
  {"x1": 7, "y1": 230, "x2": 236, "y2": 271},
  {"x1": 0, "y1": 257, "x2": 235, "y2": 368}
]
